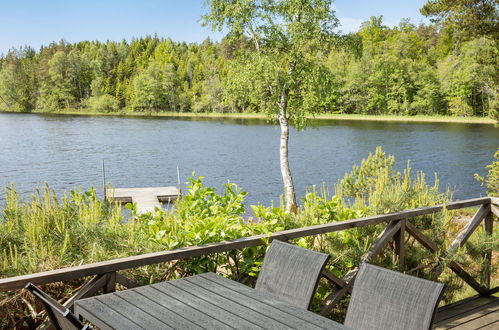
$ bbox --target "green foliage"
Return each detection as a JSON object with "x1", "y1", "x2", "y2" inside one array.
[
  {"x1": 0, "y1": 47, "x2": 37, "y2": 111},
  {"x1": 203, "y1": 0, "x2": 338, "y2": 128},
  {"x1": 0, "y1": 185, "x2": 158, "y2": 328},
  {"x1": 0, "y1": 9, "x2": 497, "y2": 120},
  {"x1": 438, "y1": 37, "x2": 498, "y2": 117},
  {"x1": 136, "y1": 176, "x2": 283, "y2": 281},
  {"x1": 475, "y1": 148, "x2": 499, "y2": 196},
  {"x1": 85, "y1": 94, "x2": 119, "y2": 112},
  {"x1": 132, "y1": 63, "x2": 166, "y2": 111},
  {"x1": 0, "y1": 185, "x2": 146, "y2": 277},
  {"x1": 177, "y1": 175, "x2": 247, "y2": 219},
  {"x1": 420, "y1": 0, "x2": 499, "y2": 41},
  {"x1": 336, "y1": 146, "x2": 449, "y2": 214},
  {"x1": 300, "y1": 187, "x2": 364, "y2": 226}
]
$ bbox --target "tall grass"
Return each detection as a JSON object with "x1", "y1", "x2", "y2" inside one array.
[
  {"x1": 0, "y1": 185, "x2": 152, "y2": 277},
  {"x1": 0, "y1": 185, "x2": 162, "y2": 328}
]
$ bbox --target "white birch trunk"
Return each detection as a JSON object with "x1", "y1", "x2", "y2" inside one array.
[{"x1": 278, "y1": 92, "x2": 297, "y2": 213}]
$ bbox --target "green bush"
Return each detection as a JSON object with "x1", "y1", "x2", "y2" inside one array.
[
  {"x1": 136, "y1": 176, "x2": 285, "y2": 281},
  {"x1": 475, "y1": 148, "x2": 499, "y2": 196},
  {"x1": 86, "y1": 94, "x2": 119, "y2": 113}
]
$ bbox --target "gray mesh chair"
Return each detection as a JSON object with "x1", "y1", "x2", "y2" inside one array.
[
  {"x1": 25, "y1": 283, "x2": 90, "y2": 330},
  {"x1": 345, "y1": 263, "x2": 445, "y2": 330},
  {"x1": 255, "y1": 239, "x2": 330, "y2": 310}
]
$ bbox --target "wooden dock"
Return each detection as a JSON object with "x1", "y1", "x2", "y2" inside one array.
[
  {"x1": 106, "y1": 186, "x2": 180, "y2": 214},
  {"x1": 434, "y1": 294, "x2": 499, "y2": 329}
]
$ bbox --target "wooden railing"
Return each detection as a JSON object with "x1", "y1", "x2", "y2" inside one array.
[{"x1": 1, "y1": 196, "x2": 497, "y2": 319}]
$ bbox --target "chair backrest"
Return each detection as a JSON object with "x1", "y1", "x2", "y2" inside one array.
[
  {"x1": 255, "y1": 239, "x2": 330, "y2": 309},
  {"x1": 25, "y1": 283, "x2": 89, "y2": 330},
  {"x1": 345, "y1": 263, "x2": 446, "y2": 330}
]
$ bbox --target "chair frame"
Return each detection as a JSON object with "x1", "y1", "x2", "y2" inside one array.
[{"x1": 25, "y1": 282, "x2": 89, "y2": 330}]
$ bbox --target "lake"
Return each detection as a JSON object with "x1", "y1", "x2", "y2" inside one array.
[{"x1": 0, "y1": 112, "x2": 497, "y2": 207}]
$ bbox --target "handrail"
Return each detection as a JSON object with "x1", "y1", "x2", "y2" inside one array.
[{"x1": 0, "y1": 196, "x2": 492, "y2": 291}]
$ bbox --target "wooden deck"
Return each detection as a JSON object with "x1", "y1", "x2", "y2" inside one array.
[
  {"x1": 434, "y1": 295, "x2": 499, "y2": 329},
  {"x1": 106, "y1": 186, "x2": 179, "y2": 214}
]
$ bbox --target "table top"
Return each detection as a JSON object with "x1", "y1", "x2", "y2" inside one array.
[{"x1": 75, "y1": 272, "x2": 348, "y2": 330}]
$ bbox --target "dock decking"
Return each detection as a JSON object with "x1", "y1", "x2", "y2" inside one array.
[
  {"x1": 106, "y1": 186, "x2": 180, "y2": 214},
  {"x1": 434, "y1": 295, "x2": 499, "y2": 329}
]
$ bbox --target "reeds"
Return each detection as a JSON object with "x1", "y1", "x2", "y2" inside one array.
[{"x1": 0, "y1": 184, "x2": 148, "y2": 277}]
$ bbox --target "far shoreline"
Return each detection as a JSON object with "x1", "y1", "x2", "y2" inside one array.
[{"x1": 1, "y1": 109, "x2": 496, "y2": 125}]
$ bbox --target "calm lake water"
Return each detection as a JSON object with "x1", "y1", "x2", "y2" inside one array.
[{"x1": 0, "y1": 112, "x2": 497, "y2": 206}]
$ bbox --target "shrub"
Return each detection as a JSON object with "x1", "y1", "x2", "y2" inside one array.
[
  {"x1": 86, "y1": 94, "x2": 119, "y2": 113},
  {"x1": 475, "y1": 148, "x2": 499, "y2": 196},
  {"x1": 137, "y1": 176, "x2": 284, "y2": 281}
]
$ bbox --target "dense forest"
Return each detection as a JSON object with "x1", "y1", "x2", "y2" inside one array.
[{"x1": 0, "y1": 10, "x2": 497, "y2": 119}]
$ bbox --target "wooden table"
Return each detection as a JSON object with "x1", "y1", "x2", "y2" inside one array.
[{"x1": 75, "y1": 272, "x2": 348, "y2": 329}]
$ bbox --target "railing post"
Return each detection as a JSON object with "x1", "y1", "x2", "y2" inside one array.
[
  {"x1": 482, "y1": 209, "x2": 493, "y2": 289},
  {"x1": 104, "y1": 272, "x2": 116, "y2": 294},
  {"x1": 394, "y1": 219, "x2": 406, "y2": 269}
]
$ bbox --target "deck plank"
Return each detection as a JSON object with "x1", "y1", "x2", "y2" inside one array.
[
  {"x1": 435, "y1": 297, "x2": 499, "y2": 323},
  {"x1": 137, "y1": 285, "x2": 232, "y2": 329},
  {"x1": 75, "y1": 298, "x2": 143, "y2": 330},
  {"x1": 455, "y1": 310, "x2": 499, "y2": 329},
  {"x1": 96, "y1": 294, "x2": 173, "y2": 330},
  {"x1": 478, "y1": 320, "x2": 498, "y2": 329},
  {"x1": 173, "y1": 278, "x2": 291, "y2": 329},
  {"x1": 434, "y1": 295, "x2": 499, "y2": 329}
]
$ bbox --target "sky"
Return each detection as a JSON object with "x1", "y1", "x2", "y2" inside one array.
[{"x1": 0, "y1": 0, "x2": 430, "y2": 54}]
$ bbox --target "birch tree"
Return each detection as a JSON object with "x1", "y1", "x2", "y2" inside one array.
[{"x1": 203, "y1": 0, "x2": 338, "y2": 212}]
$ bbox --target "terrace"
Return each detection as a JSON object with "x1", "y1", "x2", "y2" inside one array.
[{"x1": 1, "y1": 196, "x2": 497, "y2": 329}]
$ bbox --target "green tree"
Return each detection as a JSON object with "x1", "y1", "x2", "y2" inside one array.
[
  {"x1": 0, "y1": 48, "x2": 37, "y2": 111},
  {"x1": 203, "y1": 0, "x2": 338, "y2": 212},
  {"x1": 1, "y1": 11, "x2": 496, "y2": 120},
  {"x1": 438, "y1": 37, "x2": 498, "y2": 116},
  {"x1": 421, "y1": 0, "x2": 499, "y2": 41},
  {"x1": 38, "y1": 50, "x2": 78, "y2": 109},
  {"x1": 132, "y1": 63, "x2": 165, "y2": 111}
]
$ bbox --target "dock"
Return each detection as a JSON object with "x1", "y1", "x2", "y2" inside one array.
[{"x1": 105, "y1": 186, "x2": 180, "y2": 214}]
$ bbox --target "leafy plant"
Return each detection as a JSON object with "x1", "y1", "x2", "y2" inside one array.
[
  {"x1": 137, "y1": 176, "x2": 281, "y2": 282},
  {"x1": 475, "y1": 148, "x2": 499, "y2": 196}
]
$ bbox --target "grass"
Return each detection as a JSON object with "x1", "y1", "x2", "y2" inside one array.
[
  {"x1": 311, "y1": 113, "x2": 496, "y2": 124},
  {"x1": 0, "y1": 185, "x2": 166, "y2": 328},
  {"x1": 1, "y1": 108, "x2": 496, "y2": 124}
]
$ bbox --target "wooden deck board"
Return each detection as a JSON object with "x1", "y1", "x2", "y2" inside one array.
[
  {"x1": 434, "y1": 295, "x2": 499, "y2": 329},
  {"x1": 106, "y1": 186, "x2": 180, "y2": 214}
]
